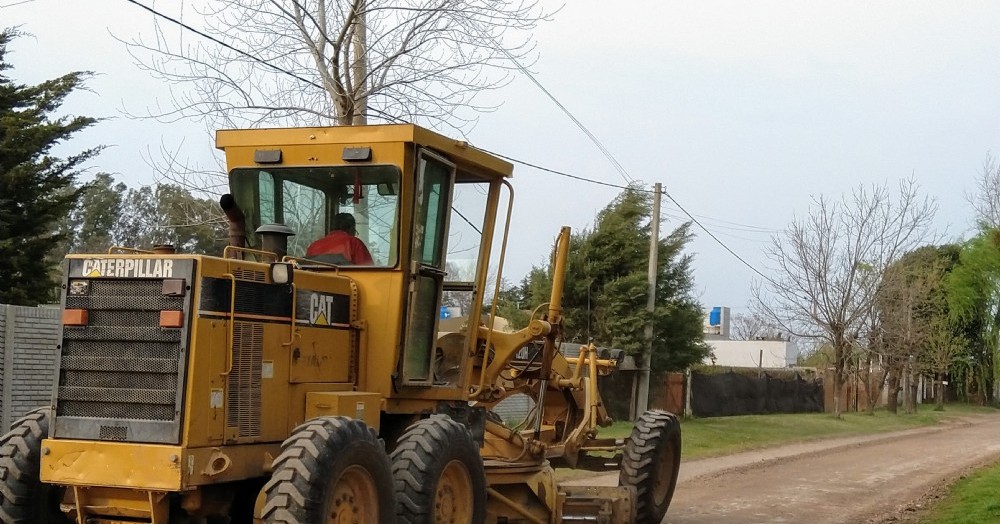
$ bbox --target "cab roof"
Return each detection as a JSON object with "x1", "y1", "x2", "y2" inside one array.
[{"x1": 215, "y1": 123, "x2": 513, "y2": 180}]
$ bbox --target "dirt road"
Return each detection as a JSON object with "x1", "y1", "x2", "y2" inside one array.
[{"x1": 568, "y1": 412, "x2": 1000, "y2": 523}]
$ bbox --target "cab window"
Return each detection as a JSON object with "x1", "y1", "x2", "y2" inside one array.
[{"x1": 229, "y1": 165, "x2": 401, "y2": 267}]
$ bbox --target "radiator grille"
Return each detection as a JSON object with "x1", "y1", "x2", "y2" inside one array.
[
  {"x1": 57, "y1": 278, "x2": 185, "y2": 425},
  {"x1": 227, "y1": 321, "x2": 262, "y2": 438}
]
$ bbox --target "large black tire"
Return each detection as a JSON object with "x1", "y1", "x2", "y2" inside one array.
[
  {"x1": 0, "y1": 408, "x2": 70, "y2": 523},
  {"x1": 261, "y1": 417, "x2": 395, "y2": 524},
  {"x1": 390, "y1": 414, "x2": 486, "y2": 524},
  {"x1": 619, "y1": 410, "x2": 681, "y2": 524}
]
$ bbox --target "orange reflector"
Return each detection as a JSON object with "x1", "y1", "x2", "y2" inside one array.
[
  {"x1": 160, "y1": 310, "x2": 184, "y2": 328},
  {"x1": 62, "y1": 309, "x2": 88, "y2": 327}
]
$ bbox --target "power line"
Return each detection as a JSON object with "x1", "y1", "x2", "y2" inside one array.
[
  {"x1": 472, "y1": 21, "x2": 784, "y2": 287},
  {"x1": 0, "y1": 0, "x2": 38, "y2": 7},
  {"x1": 122, "y1": 0, "x2": 410, "y2": 125},
  {"x1": 475, "y1": 146, "x2": 781, "y2": 287},
  {"x1": 457, "y1": 20, "x2": 634, "y2": 186},
  {"x1": 466, "y1": 27, "x2": 779, "y2": 284},
  {"x1": 123, "y1": 0, "x2": 326, "y2": 92},
  {"x1": 476, "y1": 146, "x2": 776, "y2": 233},
  {"x1": 125, "y1": 0, "x2": 777, "y2": 286},
  {"x1": 659, "y1": 188, "x2": 782, "y2": 288}
]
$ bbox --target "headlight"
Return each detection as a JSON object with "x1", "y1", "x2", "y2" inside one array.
[
  {"x1": 270, "y1": 262, "x2": 294, "y2": 285},
  {"x1": 68, "y1": 280, "x2": 90, "y2": 296}
]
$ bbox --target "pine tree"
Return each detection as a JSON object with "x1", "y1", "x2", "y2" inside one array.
[
  {"x1": 0, "y1": 28, "x2": 101, "y2": 305},
  {"x1": 507, "y1": 187, "x2": 710, "y2": 373}
]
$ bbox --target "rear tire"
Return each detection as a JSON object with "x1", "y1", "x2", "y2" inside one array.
[
  {"x1": 0, "y1": 408, "x2": 70, "y2": 523},
  {"x1": 390, "y1": 414, "x2": 486, "y2": 524},
  {"x1": 261, "y1": 417, "x2": 395, "y2": 524},
  {"x1": 619, "y1": 410, "x2": 681, "y2": 524}
]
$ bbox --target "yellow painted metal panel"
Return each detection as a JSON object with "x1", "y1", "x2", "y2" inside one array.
[
  {"x1": 286, "y1": 383, "x2": 355, "y2": 433},
  {"x1": 304, "y1": 391, "x2": 382, "y2": 430},
  {"x1": 184, "y1": 316, "x2": 228, "y2": 447},
  {"x1": 181, "y1": 444, "x2": 283, "y2": 487},
  {"x1": 40, "y1": 439, "x2": 182, "y2": 491},
  {"x1": 215, "y1": 123, "x2": 512, "y2": 179}
]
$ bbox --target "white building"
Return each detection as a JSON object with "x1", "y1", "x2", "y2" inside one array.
[
  {"x1": 705, "y1": 339, "x2": 799, "y2": 368},
  {"x1": 702, "y1": 306, "x2": 799, "y2": 368}
]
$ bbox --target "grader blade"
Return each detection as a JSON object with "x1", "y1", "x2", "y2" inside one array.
[{"x1": 559, "y1": 485, "x2": 637, "y2": 523}]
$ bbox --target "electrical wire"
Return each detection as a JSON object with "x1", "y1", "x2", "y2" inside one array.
[
  {"x1": 0, "y1": 0, "x2": 38, "y2": 8},
  {"x1": 456, "y1": 19, "x2": 634, "y2": 186},
  {"x1": 123, "y1": 0, "x2": 327, "y2": 92},
  {"x1": 475, "y1": 146, "x2": 782, "y2": 287},
  {"x1": 126, "y1": 0, "x2": 779, "y2": 287},
  {"x1": 471, "y1": 21, "x2": 786, "y2": 287}
]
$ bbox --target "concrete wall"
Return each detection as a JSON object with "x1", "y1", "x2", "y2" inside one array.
[
  {"x1": 705, "y1": 340, "x2": 799, "y2": 368},
  {"x1": 0, "y1": 305, "x2": 60, "y2": 429}
]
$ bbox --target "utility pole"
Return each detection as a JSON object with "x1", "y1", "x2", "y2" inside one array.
[{"x1": 635, "y1": 182, "x2": 661, "y2": 418}]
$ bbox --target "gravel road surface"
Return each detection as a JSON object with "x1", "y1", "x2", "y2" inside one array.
[{"x1": 566, "y1": 412, "x2": 1000, "y2": 523}]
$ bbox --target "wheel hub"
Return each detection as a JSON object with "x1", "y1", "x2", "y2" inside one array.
[
  {"x1": 435, "y1": 459, "x2": 474, "y2": 523},
  {"x1": 328, "y1": 465, "x2": 379, "y2": 524}
]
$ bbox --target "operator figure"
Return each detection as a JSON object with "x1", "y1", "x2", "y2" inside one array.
[{"x1": 306, "y1": 212, "x2": 374, "y2": 265}]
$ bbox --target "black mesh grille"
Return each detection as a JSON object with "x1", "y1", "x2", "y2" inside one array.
[
  {"x1": 67, "y1": 280, "x2": 183, "y2": 310},
  {"x1": 60, "y1": 402, "x2": 176, "y2": 421},
  {"x1": 61, "y1": 370, "x2": 177, "y2": 390},
  {"x1": 99, "y1": 425, "x2": 128, "y2": 441},
  {"x1": 57, "y1": 277, "x2": 186, "y2": 426},
  {"x1": 62, "y1": 340, "x2": 179, "y2": 360}
]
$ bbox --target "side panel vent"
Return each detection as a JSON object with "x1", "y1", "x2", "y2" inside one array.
[
  {"x1": 227, "y1": 321, "x2": 263, "y2": 438},
  {"x1": 232, "y1": 268, "x2": 266, "y2": 282}
]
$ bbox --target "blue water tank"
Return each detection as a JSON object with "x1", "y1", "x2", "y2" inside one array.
[{"x1": 709, "y1": 306, "x2": 721, "y2": 326}]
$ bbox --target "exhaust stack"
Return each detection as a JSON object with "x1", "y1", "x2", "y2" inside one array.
[{"x1": 219, "y1": 194, "x2": 246, "y2": 248}]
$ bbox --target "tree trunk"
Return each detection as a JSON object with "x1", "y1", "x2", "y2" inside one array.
[
  {"x1": 909, "y1": 379, "x2": 919, "y2": 413},
  {"x1": 935, "y1": 371, "x2": 945, "y2": 411},
  {"x1": 832, "y1": 339, "x2": 847, "y2": 419},
  {"x1": 833, "y1": 366, "x2": 844, "y2": 419},
  {"x1": 886, "y1": 369, "x2": 900, "y2": 414},
  {"x1": 902, "y1": 357, "x2": 915, "y2": 415},
  {"x1": 867, "y1": 366, "x2": 889, "y2": 415}
]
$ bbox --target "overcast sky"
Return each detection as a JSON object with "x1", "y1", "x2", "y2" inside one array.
[{"x1": 6, "y1": 1, "x2": 1000, "y2": 314}]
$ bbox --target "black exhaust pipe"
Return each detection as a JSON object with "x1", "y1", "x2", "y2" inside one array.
[{"x1": 219, "y1": 194, "x2": 246, "y2": 249}]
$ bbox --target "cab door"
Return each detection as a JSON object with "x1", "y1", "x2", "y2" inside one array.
[{"x1": 401, "y1": 149, "x2": 455, "y2": 385}]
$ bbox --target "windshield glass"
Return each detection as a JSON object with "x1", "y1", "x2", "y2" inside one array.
[{"x1": 230, "y1": 165, "x2": 400, "y2": 267}]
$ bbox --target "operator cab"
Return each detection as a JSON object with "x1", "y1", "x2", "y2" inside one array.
[{"x1": 217, "y1": 124, "x2": 513, "y2": 397}]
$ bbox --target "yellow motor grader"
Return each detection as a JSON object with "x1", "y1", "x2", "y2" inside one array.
[{"x1": 0, "y1": 124, "x2": 681, "y2": 523}]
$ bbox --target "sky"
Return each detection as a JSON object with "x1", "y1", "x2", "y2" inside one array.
[{"x1": 6, "y1": 1, "x2": 1000, "y2": 314}]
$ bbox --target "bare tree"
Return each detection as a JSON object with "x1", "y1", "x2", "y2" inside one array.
[
  {"x1": 966, "y1": 153, "x2": 1000, "y2": 229},
  {"x1": 122, "y1": 0, "x2": 549, "y2": 132},
  {"x1": 753, "y1": 179, "x2": 936, "y2": 418},
  {"x1": 730, "y1": 311, "x2": 784, "y2": 341}
]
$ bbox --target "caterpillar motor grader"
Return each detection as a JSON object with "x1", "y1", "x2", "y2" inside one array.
[{"x1": 0, "y1": 124, "x2": 681, "y2": 523}]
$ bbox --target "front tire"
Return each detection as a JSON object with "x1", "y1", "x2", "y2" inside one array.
[
  {"x1": 390, "y1": 414, "x2": 486, "y2": 524},
  {"x1": 261, "y1": 417, "x2": 395, "y2": 524},
  {"x1": 0, "y1": 408, "x2": 70, "y2": 523},
  {"x1": 619, "y1": 410, "x2": 682, "y2": 524}
]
